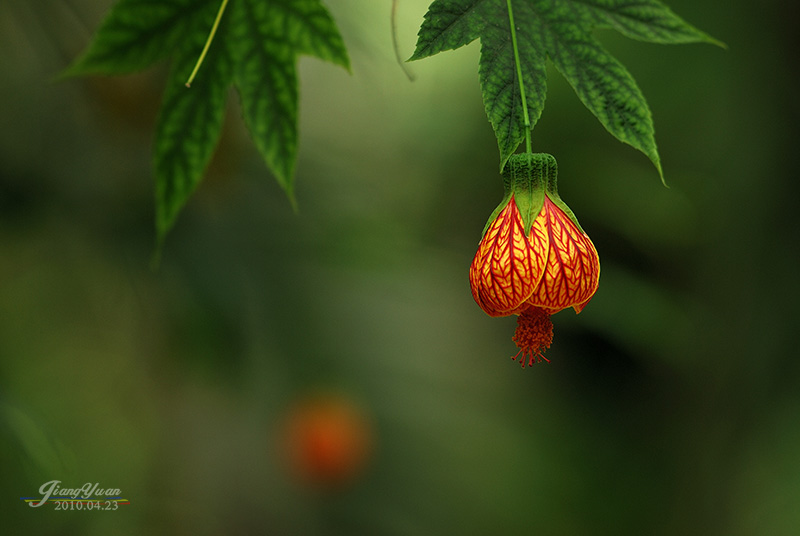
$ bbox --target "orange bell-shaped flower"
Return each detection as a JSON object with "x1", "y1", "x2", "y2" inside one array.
[{"x1": 469, "y1": 154, "x2": 600, "y2": 366}]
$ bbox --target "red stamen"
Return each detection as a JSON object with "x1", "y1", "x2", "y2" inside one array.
[{"x1": 511, "y1": 307, "x2": 553, "y2": 368}]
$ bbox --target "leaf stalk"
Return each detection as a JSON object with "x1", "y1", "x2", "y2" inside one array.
[
  {"x1": 506, "y1": 0, "x2": 531, "y2": 153},
  {"x1": 185, "y1": 0, "x2": 229, "y2": 87}
]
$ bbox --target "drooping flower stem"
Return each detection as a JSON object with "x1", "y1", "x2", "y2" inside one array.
[
  {"x1": 185, "y1": 0, "x2": 230, "y2": 88},
  {"x1": 506, "y1": 0, "x2": 532, "y2": 154},
  {"x1": 392, "y1": 0, "x2": 416, "y2": 81}
]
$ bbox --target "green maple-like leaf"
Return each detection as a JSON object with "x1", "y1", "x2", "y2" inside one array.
[
  {"x1": 65, "y1": 0, "x2": 349, "y2": 243},
  {"x1": 410, "y1": 0, "x2": 722, "y2": 177}
]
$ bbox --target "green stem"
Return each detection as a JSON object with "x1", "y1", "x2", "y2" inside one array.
[
  {"x1": 185, "y1": 0, "x2": 229, "y2": 88},
  {"x1": 506, "y1": 0, "x2": 531, "y2": 153},
  {"x1": 392, "y1": 0, "x2": 416, "y2": 81}
]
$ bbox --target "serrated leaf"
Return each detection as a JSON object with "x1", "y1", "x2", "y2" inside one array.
[
  {"x1": 229, "y1": 0, "x2": 349, "y2": 199},
  {"x1": 65, "y1": 0, "x2": 349, "y2": 243},
  {"x1": 155, "y1": 2, "x2": 233, "y2": 240},
  {"x1": 64, "y1": 0, "x2": 203, "y2": 76},
  {"x1": 537, "y1": 2, "x2": 663, "y2": 176},
  {"x1": 411, "y1": 0, "x2": 721, "y2": 176},
  {"x1": 252, "y1": 0, "x2": 350, "y2": 66},
  {"x1": 411, "y1": 0, "x2": 488, "y2": 57},
  {"x1": 572, "y1": 0, "x2": 725, "y2": 45},
  {"x1": 233, "y1": 32, "x2": 299, "y2": 196}
]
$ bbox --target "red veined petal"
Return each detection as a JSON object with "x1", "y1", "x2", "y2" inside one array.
[
  {"x1": 572, "y1": 296, "x2": 594, "y2": 314},
  {"x1": 525, "y1": 196, "x2": 600, "y2": 313},
  {"x1": 469, "y1": 198, "x2": 548, "y2": 317}
]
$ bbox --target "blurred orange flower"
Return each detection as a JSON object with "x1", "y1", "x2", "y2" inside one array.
[{"x1": 281, "y1": 393, "x2": 373, "y2": 488}]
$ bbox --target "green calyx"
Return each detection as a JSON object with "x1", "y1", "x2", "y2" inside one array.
[{"x1": 481, "y1": 153, "x2": 586, "y2": 236}]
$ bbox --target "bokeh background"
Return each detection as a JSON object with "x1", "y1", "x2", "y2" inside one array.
[{"x1": 1, "y1": 1, "x2": 798, "y2": 534}]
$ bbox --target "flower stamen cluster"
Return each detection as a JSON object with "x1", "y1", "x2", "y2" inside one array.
[{"x1": 511, "y1": 307, "x2": 553, "y2": 367}]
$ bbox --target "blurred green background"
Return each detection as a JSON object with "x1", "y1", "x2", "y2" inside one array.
[{"x1": 1, "y1": 1, "x2": 798, "y2": 534}]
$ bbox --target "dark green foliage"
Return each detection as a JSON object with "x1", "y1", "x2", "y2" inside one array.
[
  {"x1": 66, "y1": 0, "x2": 349, "y2": 242},
  {"x1": 411, "y1": 0, "x2": 721, "y2": 175}
]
